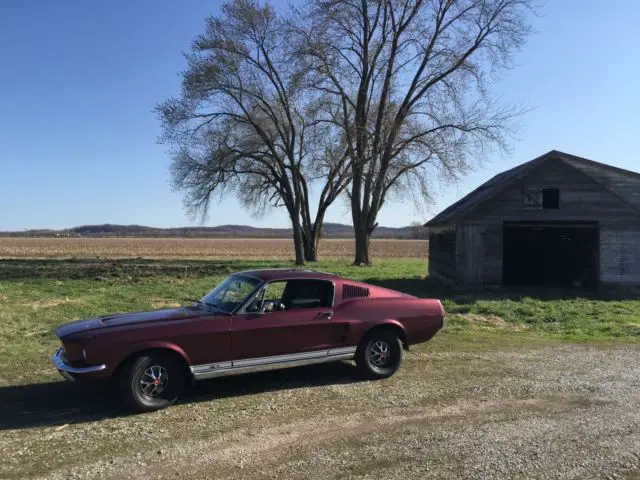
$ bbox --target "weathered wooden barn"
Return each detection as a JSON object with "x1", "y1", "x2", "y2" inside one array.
[{"x1": 424, "y1": 150, "x2": 640, "y2": 288}]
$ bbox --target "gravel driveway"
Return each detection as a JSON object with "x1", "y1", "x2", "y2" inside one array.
[{"x1": 1, "y1": 335, "x2": 639, "y2": 479}]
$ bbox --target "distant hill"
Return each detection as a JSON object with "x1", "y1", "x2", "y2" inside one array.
[{"x1": 1, "y1": 222, "x2": 425, "y2": 239}]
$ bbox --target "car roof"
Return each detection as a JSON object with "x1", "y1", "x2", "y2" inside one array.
[{"x1": 231, "y1": 268, "x2": 341, "y2": 282}]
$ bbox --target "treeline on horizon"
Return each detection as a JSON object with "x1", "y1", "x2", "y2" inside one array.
[{"x1": 0, "y1": 223, "x2": 427, "y2": 240}]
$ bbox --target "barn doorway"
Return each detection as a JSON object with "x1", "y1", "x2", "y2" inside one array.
[{"x1": 502, "y1": 222, "x2": 599, "y2": 289}]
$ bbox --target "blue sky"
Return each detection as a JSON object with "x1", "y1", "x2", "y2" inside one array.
[{"x1": 1, "y1": 1, "x2": 639, "y2": 231}]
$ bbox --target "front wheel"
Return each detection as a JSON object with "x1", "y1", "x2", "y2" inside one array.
[
  {"x1": 119, "y1": 351, "x2": 185, "y2": 412},
  {"x1": 355, "y1": 329, "x2": 403, "y2": 379}
]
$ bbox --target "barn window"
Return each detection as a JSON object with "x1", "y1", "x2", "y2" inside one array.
[
  {"x1": 542, "y1": 188, "x2": 560, "y2": 209},
  {"x1": 523, "y1": 187, "x2": 560, "y2": 209},
  {"x1": 523, "y1": 188, "x2": 542, "y2": 208}
]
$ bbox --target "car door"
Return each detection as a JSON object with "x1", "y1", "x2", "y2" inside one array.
[
  {"x1": 175, "y1": 275, "x2": 262, "y2": 369},
  {"x1": 231, "y1": 279, "x2": 345, "y2": 361},
  {"x1": 167, "y1": 312, "x2": 232, "y2": 367}
]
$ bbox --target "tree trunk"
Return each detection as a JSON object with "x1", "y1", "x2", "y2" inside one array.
[
  {"x1": 353, "y1": 220, "x2": 371, "y2": 265},
  {"x1": 303, "y1": 229, "x2": 321, "y2": 262},
  {"x1": 302, "y1": 213, "x2": 325, "y2": 262},
  {"x1": 291, "y1": 218, "x2": 305, "y2": 266}
]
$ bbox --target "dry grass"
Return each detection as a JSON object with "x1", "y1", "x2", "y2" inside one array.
[
  {"x1": 459, "y1": 313, "x2": 530, "y2": 332},
  {"x1": 0, "y1": 237, "x2": 426, "y2": 260},
  {"x1": 23, "y1": 297, "x2": 82, "y2": 309}
]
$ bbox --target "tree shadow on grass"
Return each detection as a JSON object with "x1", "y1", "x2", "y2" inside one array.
[
  {"x1": 363, "y1": 277, "x2": 640, "y2": 302},
  {"x1": 0, "y1": 361, "x2": 365, "y2": 431}
]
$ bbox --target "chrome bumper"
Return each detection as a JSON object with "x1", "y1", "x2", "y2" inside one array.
[{"x1": 50, "y1": 348, "x2": 107, "y2": 381}]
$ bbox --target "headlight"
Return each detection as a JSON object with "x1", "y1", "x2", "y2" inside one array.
[{"x1": 82, "y1": 348, "x2": 87, "y2": 360}]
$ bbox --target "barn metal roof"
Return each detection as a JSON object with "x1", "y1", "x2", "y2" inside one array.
[{"x1": 424, "y1": 150, "x2": 640, "y2": 227}]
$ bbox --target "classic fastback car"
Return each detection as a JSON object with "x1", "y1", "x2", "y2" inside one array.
[{"x1": 51, "y1": 269, "x2": 445, "y2": 412}]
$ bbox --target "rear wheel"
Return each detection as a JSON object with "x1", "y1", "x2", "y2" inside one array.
[
  {"x1": 119, "y1": 351, "x2": 185, "y2": 412},
  {"x1": 356, "y1": 328, "x2": 403, "y2": 379}
]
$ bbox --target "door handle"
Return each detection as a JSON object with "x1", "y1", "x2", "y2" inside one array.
[{"x1": 314, "y1": 311, "x2": 333, "y2": 320}]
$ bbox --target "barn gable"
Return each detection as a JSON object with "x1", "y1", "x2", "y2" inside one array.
[
  {"x1": 425, "y1": 150, "x2": 640, "y2": 227},
  {"x1": 562, "y1": 154, "x2": 640, "y2": 213},
  {"x1": 469, "y1": 155, "x2": 640, "y2": 224}
]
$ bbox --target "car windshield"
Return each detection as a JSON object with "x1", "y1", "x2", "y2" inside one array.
[{"x1": 201, "y1": 275, "x2": 262, "y2": 313}]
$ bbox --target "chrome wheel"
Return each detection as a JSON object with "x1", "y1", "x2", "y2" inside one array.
[
  {"x1": 140, "y1": 365, "x2": 168, "y2": 397},
  {"x1": 369, "y1": 340, "x2": 391, "y2": 367}
]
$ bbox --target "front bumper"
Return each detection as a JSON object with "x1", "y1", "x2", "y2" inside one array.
[{"x1": 50, "y1": 348, "x2": 107, "y2": 381}]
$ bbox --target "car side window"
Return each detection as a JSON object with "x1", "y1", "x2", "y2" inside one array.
[
  {"x1": 263, "y1": 281, "x2": 287, "y2": 304},
  {"x1": 245, "y1": 281, "x2": 286, "y2": 313},
  {"x1": 279, "y1": 280, "x2": 333, "y2": 311},
  {"x1": 247, "y1": 279, "x2": 334, "y2": 313}
]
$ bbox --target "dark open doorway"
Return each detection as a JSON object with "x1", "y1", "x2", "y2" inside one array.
[{"x1": 503, "y1": 222, "x2": 599, "y2": 289}]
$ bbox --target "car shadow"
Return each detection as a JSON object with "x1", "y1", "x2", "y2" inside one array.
[{"x1": 0, "y1": 362, "x2": 365, "y2": 431}]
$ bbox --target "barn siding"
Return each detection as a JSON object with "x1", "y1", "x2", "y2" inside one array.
[
  {"x1": 452, "y1": 223, "x2": 503, "y2": 285},
  {"x1": 562, "y1": 158, "x2": 640, "y2": 213},
  {"x1": 456, "y1": 225, "x2": 485, "y2": 284},
  {"x1": 600, "y1": 228, "x2": 640, "y2": 285},
  {"x1": 428, "y1": 230, "x2": 457, "y2": 283}
]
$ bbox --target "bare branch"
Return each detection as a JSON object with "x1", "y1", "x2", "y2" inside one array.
[
  {"x1": 301, "y1": 0, "x2": 534, "y2": 263},
  {"x1": 158, "y1": 0, "x2": 354, "y2": 263}
]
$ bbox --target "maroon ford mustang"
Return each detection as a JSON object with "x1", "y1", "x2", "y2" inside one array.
[{"x1": 51, "y1": 269, "x2": 445, "y2": 412}]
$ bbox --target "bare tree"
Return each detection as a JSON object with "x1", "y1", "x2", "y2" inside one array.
[
  {"x1": 157, "y1": 0, "x2": 349, "y2": 264},
  {"x1": 296, "y1": 0, "x2": 534, "y2": 264}
]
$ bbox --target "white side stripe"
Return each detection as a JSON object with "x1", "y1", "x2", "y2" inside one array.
[
  {"x1": 190, "y1": 346, "x2": 357, "y2": 380},
  {"x1": 329, "y1": 346, "x2": 359, "y2": 356},
  {"x1": 233, "y1": 349, "x2": 328, "y2": 368}
]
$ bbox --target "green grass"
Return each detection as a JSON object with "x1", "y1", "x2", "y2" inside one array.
[
  {"x1": 0, "y1": 258, "x2": 639, "y2": 479},
  {"x1": 0, "y1": 258, "x2": 638, "y2": 387},
  {"x1": 444, "y1": 296, "x2": 640, "y2": 338}
]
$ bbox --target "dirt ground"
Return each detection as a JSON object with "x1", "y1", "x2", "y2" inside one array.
[{"x1": 1, "y1": 335, "x2": 639, "y2": 480}]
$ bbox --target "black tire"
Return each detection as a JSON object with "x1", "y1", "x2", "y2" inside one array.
[
  {"x1": 355, "y1": 328, "x2": 403, "y2": 379},
  {"x1": 119, "y1": 351, "x2": 185, "y2": 412}
]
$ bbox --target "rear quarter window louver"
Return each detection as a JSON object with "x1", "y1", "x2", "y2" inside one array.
[{"x1": 342, "y1": 284, "x2": 370, "y2": 300}]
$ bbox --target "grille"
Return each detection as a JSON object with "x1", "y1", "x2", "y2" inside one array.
[{"x1": 342, "y1": 284, "x2": 370, "y2": 300}]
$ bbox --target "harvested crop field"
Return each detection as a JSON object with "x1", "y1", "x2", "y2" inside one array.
[{"x1": 0, "y1": 237, "x2": 425, "y2": 260}]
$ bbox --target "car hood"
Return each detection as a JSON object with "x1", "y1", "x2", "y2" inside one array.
[{"x1": 55, "y1": 307, "x2": 212, "y2": 339}]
